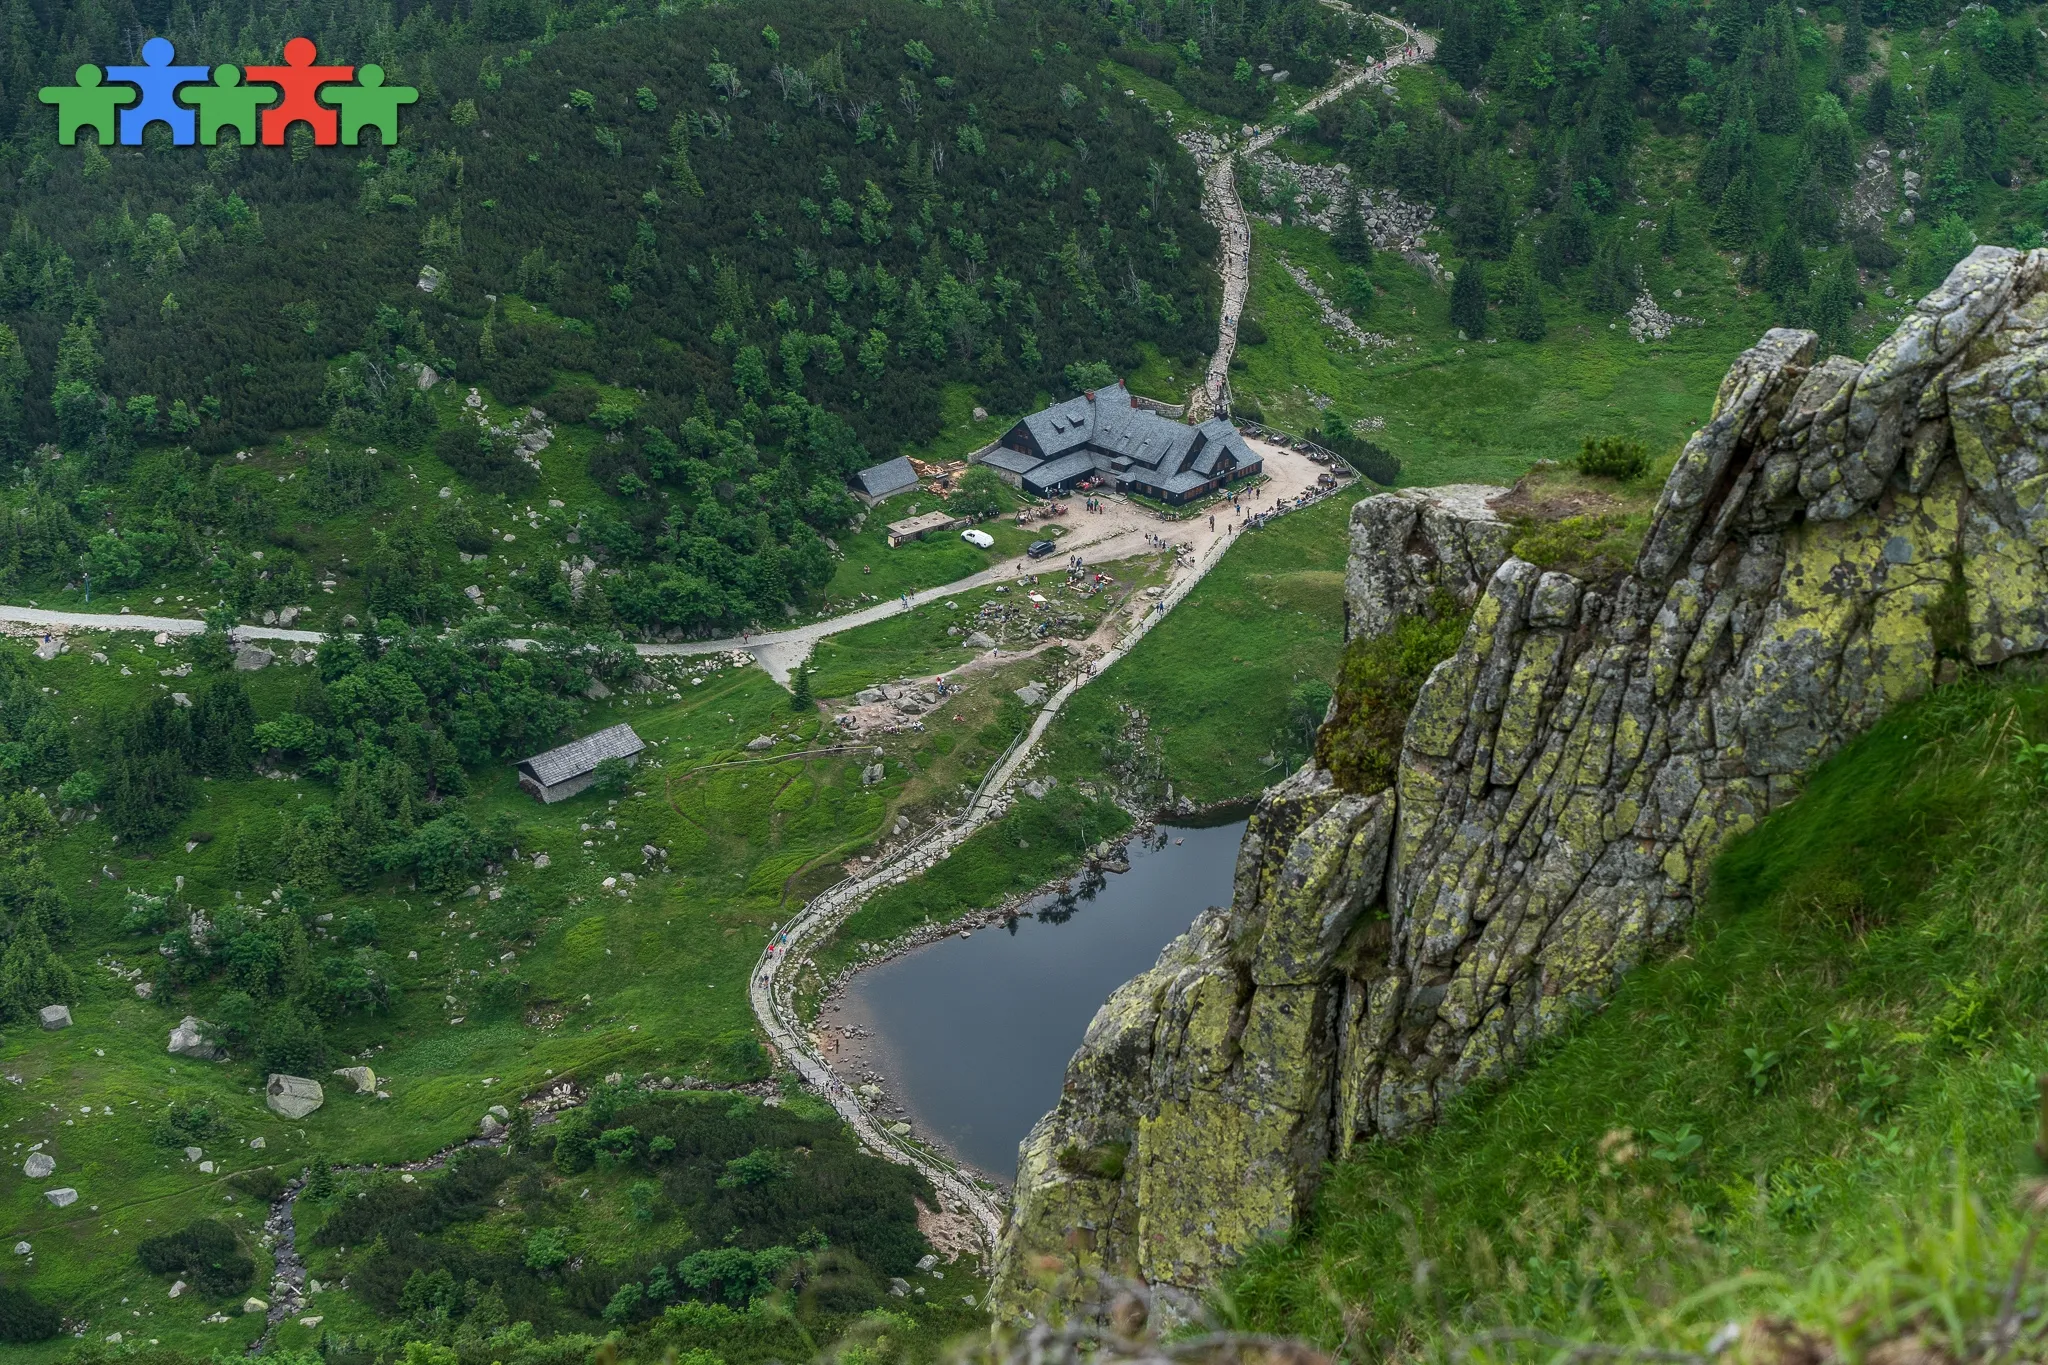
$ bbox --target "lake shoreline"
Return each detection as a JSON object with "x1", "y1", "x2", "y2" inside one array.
[{"x1": 812, "y1": 818, "x2": 1248, "y2": 1183}]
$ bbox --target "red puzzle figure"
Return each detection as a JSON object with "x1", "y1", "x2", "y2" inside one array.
[{"x1": 247, "y1": 37, "x2": 352, "y2": 145}]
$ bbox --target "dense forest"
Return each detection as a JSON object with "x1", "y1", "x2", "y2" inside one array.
[
  {"x1": 1074, "y1": 0, "x2": 2043, "y2": 352},
  {"x1": 0, "y1": 0, "x2": 1221, "y2": 633}
]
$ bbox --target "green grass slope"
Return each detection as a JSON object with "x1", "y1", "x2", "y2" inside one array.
[
  {"x1": 1227, "y1": 667, "x2": 2048, "y2": 1360},
  {"x1": 0, "y1": 635, "x2": 1040, "y2": 1359},
  {"x1": 1042, "y1": 494, "x2": 1358, "y2": 806}
]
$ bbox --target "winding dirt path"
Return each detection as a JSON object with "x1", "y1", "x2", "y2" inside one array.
[{"x1": 1187, "y1": 15, "x2": 1436, "y2": 422}]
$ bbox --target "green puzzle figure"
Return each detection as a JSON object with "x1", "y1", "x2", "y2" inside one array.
[
  {"x1": 38, "y1": 65, "x2": 137, "y2": 146},
  {"x1": 327, "y1": 65, "x2": 418, "y2": 146},
  {"x1": 185, "y1": 66, "x2": 278, "y2": 146}
]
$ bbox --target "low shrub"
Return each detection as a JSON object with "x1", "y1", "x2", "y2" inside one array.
[
  {"x1": 1508, "y1": 511, "x2": 1649, "y2": 585},
  {"x1": 1316, "y1": 594, "x2": 1470, "y2": 793},
  {"x1": 1576, "y1": 434, "x2": 1650, "y2": 481},
  {"x1": 0, "y1": 1282, "x2": 60, "y2": 1342},
  {"x1": 135, "y1": 1219, "x2": 255, "y2": 1298}
]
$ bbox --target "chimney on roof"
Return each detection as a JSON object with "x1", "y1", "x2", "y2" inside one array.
[{"x1": 1085, "y1": 390, "x2": 1095, "y2": 400}]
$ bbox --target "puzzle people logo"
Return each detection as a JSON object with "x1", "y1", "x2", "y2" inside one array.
[{"x1": 40, "y1": 37, "x2": 418, "y2": 148}]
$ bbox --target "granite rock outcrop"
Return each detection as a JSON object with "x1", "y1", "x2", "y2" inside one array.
[{"x1": 992, "y1": 247, "x2": 2048, "y2": 1317}]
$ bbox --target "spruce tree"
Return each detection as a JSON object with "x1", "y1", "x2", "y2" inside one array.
[
  {"x1": 0, "y1": 324, "x2": 24, "y2": 462},
  {"x1": 790, "y1": 667, "x2": 813, "y2": 712},
  {"x1": 1341, "y1": 267, "x2": 1375, "y2": 319},
  {"x1": 1588, "y1": 230, "x2": 1638, "y2": 313},
  {"x1": 1841, "y1": 0, "x2": 1869, "y2": 72},
  {"x1": 1862, "y1": 76, "x2": 1894, "y2": 136},
  {"x1": 1503, "y1": 236, "x2": 1546, "y2": 340},
  {"x1": 1659, "y1": 203, "x2": 1683, "y2": 258},
  {"x1": 1762, "y1": 229, "x2": 1810, "y2": 321},
  {"x1": 668, "y1": 116, "x2": 704, "y2": 197},
  {"x1": 1333, "y1": 188, "x2": 1372, "y2": 265},
  {"x1": 1792, "y1": 159, "x2": 1840, "y2": 244},
  {"x1": 0, "y1": 914, "x2": 75, "y2": 1022},
  {"x1": 1807, "y1": 254, "x2": 1860, "y2": 355},
  {"x1": 1448, "y1": 261, "x2": 1487, "y2": 338},
  {"x1": 1713, "y1": 169, "x2": 1763, "y2": 248},
  {"x1": 230, "y1": 819, "x2": 263, "y2": 884}
]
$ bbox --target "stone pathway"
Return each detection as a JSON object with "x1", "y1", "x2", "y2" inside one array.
[{"x1": 1188, "y1": 15, "x2": 1436, "y2": 422}]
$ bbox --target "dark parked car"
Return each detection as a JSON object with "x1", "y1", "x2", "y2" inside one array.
[{"x1": 1027, "y1": 539, "x2": 1057, "y2": 559}]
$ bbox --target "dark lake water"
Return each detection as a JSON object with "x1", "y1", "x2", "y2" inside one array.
[{"x1": 833, "y1": 819, "x2": 1247, "y2": 1181}]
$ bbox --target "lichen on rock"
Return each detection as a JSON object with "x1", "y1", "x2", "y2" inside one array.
[{"x1": 993, "y1": 247, "x2": 2048, "y2": 1321}]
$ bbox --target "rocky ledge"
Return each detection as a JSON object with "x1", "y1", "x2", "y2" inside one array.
[{"x1": 992, "y1": 246, "x2": 2048, "y2": 1317}]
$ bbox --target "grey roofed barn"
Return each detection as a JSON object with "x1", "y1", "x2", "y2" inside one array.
[
  {"x1": 850, "y1": 456, "x2": 919, "y2": 505},
  {"x1": 517, "y1": 722, "x2": 647, "y2": 803}
]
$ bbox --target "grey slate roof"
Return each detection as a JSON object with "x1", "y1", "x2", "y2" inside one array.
[
  {"x1": 994, "y1": 382, "x2": 1260, "y2": 503},
  {"x1": 518, "y1": 722, "x2": 646, "y2": 788},
  {"x1": 1023, "y1": 451, "x2": 1100, "y2": 490},
  {"x1": 853, "y1": 456, "x2": 919, "y2": 499},
  {"x1": 1136, "y1": 468, "x2": 1216, "y2": 496},
  {"x1": 981, "y1": 447, "x2": 1044, "y2": 475}
]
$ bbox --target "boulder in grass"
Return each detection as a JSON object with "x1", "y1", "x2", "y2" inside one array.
[
  {"x1": 331, "y1": 1066, "x2": 376, "y2": 1094},
  {"x1": 265, "y1": 1074, "x2": 323, "y2": 1119},
  {"x1": 23, "y1": 1153, "x2": 53, "y2": 1179},
  {"x1": 242, "y1": 1297, "x2": 268, "y2": 1316},
  {"x1": 168, "y1": 1016, "x2": 222, "y2": 1060},
  {"x1": 38, "y1": 1005, "x2": 70, "y2": 1030},
  {"x1": 43, "y1": 1187, "x2": 77, "y2": 1208}
]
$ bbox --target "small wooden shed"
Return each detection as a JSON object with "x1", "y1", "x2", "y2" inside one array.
[{"x1": 516, "y1": 722, "x2": 646, "y2": 804}]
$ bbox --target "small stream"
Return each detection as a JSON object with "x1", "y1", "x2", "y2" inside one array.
[{"x1": 827, "y1": 819, "x2": 1247, "y2": 1181}]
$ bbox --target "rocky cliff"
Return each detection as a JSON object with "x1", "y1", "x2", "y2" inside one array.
[{"x1": 991, "y1": 247, "x2": 2048, "y2": 1318}]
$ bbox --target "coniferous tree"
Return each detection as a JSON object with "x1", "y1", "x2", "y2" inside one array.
[
  {"x1": 1807, "y1": 254, "x2": 1862, "y2": 355},
  {"x1": 1762, "y1": 229, "x2": 1810, "y2": 320},
  {"x1": 0, "y1": 913, "x2": 74, "y2": 1022},
  {"x1": 1511, "y1": 282, "x2": 1547, "y2": 341},
  {"x1": 1713, "y1": 169, "x2": 1764, "y2": 248},
  {"x1": 1756, "y1": 6, "x2": 1803, "y2": 133},
  {"x1": 1803, "y1": 94, "x2": 1857, "y2": 183},
  {"x1": 790, "y1": 667, "x2": 813, "y2": 712},
  {"x1": 1841, "y1": 0, "x2": 1869, "y2": 73},
  {"x1": 1862, "y1": 75, "x2": 1894, "y2": 136},
  {"x1": 1791, "y1": 159, "x2": 1841, "y2": 244},
  {"x1": 1501, "y1": 238, "x2": 1545, "y2": 340},
  {"x1": 1333, "y1": 188, "x2": 1372, "y2": 265},
  {"x1": 1659, "y1": 203, "x2": 1684, "y2": 257},
  {"x1": 0, "y1": 324, "x2": 24, "y2": 462},
  {"x1": 229, "y1": 819, "x2": 263, "y2": 884},
  {"x1": 1449, "y1": 261, "x2": 1488, "y2": 338},
  {"x1": 1587, "y1": 230, "x2": 1638, "y2": 313},
  {"x1": 286, "y1": 814, "x2": 332, "y2": 891},
  {"x1": 1960, "y1": 76, "x2": 2001, "y2": 178},
  {"x1": 1340, "y1": 267, "x2": 1375, "y2": 319},
  {"x1": 667, "y1": 116, "x2": 704, "y2": 197}
]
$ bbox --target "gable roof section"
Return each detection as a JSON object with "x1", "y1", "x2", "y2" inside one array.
[
  {"x1": 1022, "y1": 450, "x2": 1101, "y2": 490},
  {"x1": 519, "y1": 722, "x2": 646, "y2": 788},
  {"x1": 853, "y1": 456, "x2": 918, "y2": 498},
  {"x1": 980, "y1": 447, "x2": 1043, "y2": 475}
]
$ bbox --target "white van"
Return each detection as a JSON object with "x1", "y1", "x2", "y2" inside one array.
[{"x1": 960, "y1": 528, "x2": 995, "y2": 549}]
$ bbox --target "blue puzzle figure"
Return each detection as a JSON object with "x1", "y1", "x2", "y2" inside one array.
[{"x1": 107, "y1": 37, "x2": 209, "y2": 145}]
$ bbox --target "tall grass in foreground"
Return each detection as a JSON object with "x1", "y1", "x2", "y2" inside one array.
[{"x1": 1221, "y1": 665, "x2": 2048, "y2": 1362}]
